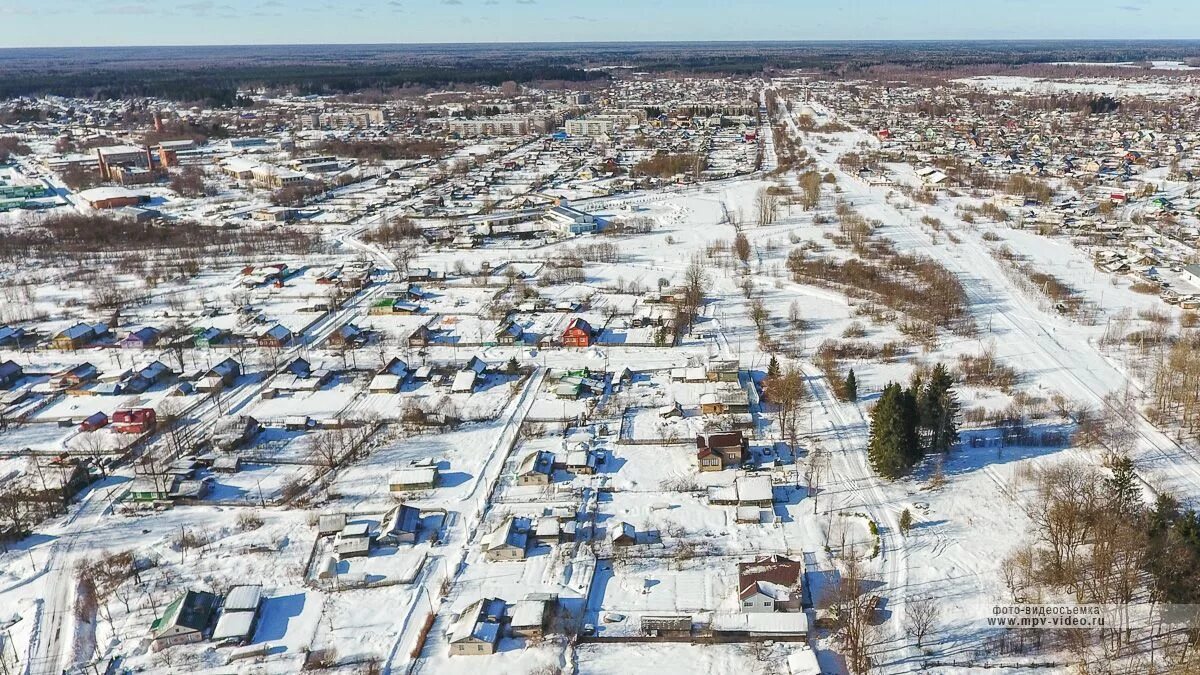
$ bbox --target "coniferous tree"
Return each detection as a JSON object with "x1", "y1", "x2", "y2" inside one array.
[
  {"x1": 844, "y1": 369, "x2": 858, "y2": 403},
  {"x1": 1106, "y1": 455, "x2": 1141, "y2": 515},
  {"x1": 868, "y1": 382, "x2": 921, "y2": 479},
  {"x1": 899, "y1": 386, "x2": 923, "y2": 467},
  {"x1": 923, "y1": 363, "x2": 960, "y2": 454},
  {"x1": 767, "y1": 355, "x2": 781, "y2": 380}
]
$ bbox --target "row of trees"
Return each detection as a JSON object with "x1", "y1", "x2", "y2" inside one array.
[
  {"x1": 787, "y1": 247, "x2": 970, "y2": 331},
  {"x1": 0, "y1": 213, "x2": 318, "y2": 262},
  {"x1": 867, "y1": 364, "x2": 959, "y2": 479},
  {"x1": 316, "y1": 138, "x2": 449, "y2": 162},
  {"x1": 0, "y1": 136, "x2": 31, "y2": 161},
  {"x1": 632, "y1": 153, "x2": 706, "y2": 179}
]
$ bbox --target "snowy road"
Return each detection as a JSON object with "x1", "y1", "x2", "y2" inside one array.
[
  {"x1": 25, "y1": 480, "x2": 126, "y2": 675},
  {"x1": 794, "y1": 95, "x2": 1200, "y2": 504}
]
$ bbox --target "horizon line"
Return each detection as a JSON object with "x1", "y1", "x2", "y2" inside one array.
[{"x1": 4, "y1": 37, "x2": 1200, "y2": 51}]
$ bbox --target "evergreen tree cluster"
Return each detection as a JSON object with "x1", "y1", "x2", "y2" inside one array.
[
  {"x1": 1146, "y1": 493, "x2": 1200, "y2": 604},
  {"x1": 867, "y1": 363, "x2": 960, "y2": 479}
]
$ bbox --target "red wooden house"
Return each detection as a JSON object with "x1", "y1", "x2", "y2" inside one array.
[
  {"x1": 112, "y1": 408, "x2": 156, "y2": 434},
  {"x1": 561, "y1": 318, "x2": 593, "y2": 348}
]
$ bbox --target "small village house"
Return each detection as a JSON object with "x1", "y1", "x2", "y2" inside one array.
[
  {"x1": 696, "y1": 431, "x2": 748, "y2": 471},
  {"x1": 388, "y1": 467, "x2": 439, "y2": 493},
  {"x1": 737, "y1": 555, "x2": 804, "y2": 614},
  {"x1": 516, "y1": 450, "x2": 554, "y2": 486},
  {"x1": 150, "y1": 590, "x2": 218, "y2": 649},
  {"x1": 448, "y1": 598, "x2": 505, "y2": 656},
  {"x1": 482, "y1": 516, "x2": 530, "y2": 561},
  {"x1": 561, "y1": 317, "x2": 593, "y2": 348}
]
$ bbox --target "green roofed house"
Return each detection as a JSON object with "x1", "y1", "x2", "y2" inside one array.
[
  {"x1": 129, "y1": 476, "x2": 178, "y2": 503},
  {"x1": 151, "y1": 590, "x2": 218, "y2": 649}
]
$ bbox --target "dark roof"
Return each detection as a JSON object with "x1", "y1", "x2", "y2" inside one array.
[
  {"x1": 0, "y1": 360, "x2": 22, "y2": 379},
  {"x1": 58, "y1": 323, "x2": 94, "y2": 341},
  {"x1": 125, "y1": 326, "x2": 160, "y2": 342},
  {"x1": 384, "y1": 504, "x2": 422, "y2": 535},
  {"x1": 151, "y1": 590, "x2": 218, "y2": 637},
  {"x1": 738, "y1": 555, "x2": 802, "y2": 600},
  {"x1": 565, "y1": 317, "x2": 593, "y2": 334},
  {"x1": 696, "y1": 431, "x2": 745, "y2": 451}
]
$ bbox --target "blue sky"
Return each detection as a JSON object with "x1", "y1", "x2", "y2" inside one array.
[{"x1": 0, "y1": 0, "x2": 1197, "y2": 48}]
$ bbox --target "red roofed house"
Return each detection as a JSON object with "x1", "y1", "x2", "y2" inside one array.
[
  {"x1": 738, "y1": 555, "x2": 803, "y2": 613},
  {"x1": 561, "y1": 318, "x2": 593, "y2": 348},
  {"x1": 696, "y1": 431, "x2": 747, "y2": 471},
  {"x1": 112, "y1": 408, "x2": 157, "y2": 434}
]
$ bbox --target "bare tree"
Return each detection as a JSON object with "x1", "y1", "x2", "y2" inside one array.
[
  {"x1": 309, "y1": 432, "x2": 340, "y2": 469},
  {"x1": 906, "y1": 595, "x2": 940, "y2": 649},
  {"x1": 734, "y1": 233, "x2": 751, "y2": 264},
  {"x1": 829, "y1": 549, "x2": 877, "y2": 674},
  {"x1": 805, "y1": 443, "x2": 828, "y2": 514},
  {"x1": 755, "y1": 187, "x2": 780, "y2": 225},
  {"x1": 74, "y1": 432, "x2": 110, "y2": 476},
  {"x1": 766, "y1": 366, "x2": 808, "y2": 454}
]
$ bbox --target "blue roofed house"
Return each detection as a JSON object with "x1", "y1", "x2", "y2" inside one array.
[
  {"x1": 197, "y1": 358, "x2": 242, "y2": 392},
  {"x1": 0, "y1": 325, "x2": 26, "y2": 347},
  {"x1": 193, "y1": 327, "x2": 229, "y2": 349},
  {"x1": 121, "y1": 326, "x2": 161, "y2": 349},
  {"x1": 516, "y1": 450, "x2": 554, "y2": 486},
  {"x1": 0, "y1": 360, "x2": 22, "y2": 389},
  {"x1": 448, "y1": 597, "x2": 506, "y2": 656},
  {"x1": 127, "y1": 360, "x2": 172, "y2": 393},
  {"x1": 257, "y1": 324, "x2": 294, "y2": 349},
  {"x1": 51, "y1": 322, "x2": 97, "y2": 350}
]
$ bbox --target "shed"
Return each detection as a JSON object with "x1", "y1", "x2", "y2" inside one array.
[
  {"x1": 318, "y1": 513, "x2": 348, "y2": 537},
  {"x1": 212, "y1": 610, "x2": 257, "y2": 645},
  {"x1": 223, "y1": 585, "x2": 263, "y2": 613},
  {"x1": 380, "y1": 504, "x2": 422, "y2": 544},
  {"x1": 211, "y1": 456, "x2": 241, "y2": 473},
  {"x1": 640, "y1": 615, "x2": 691, "y2": 638},
  {"x1": 451, "y1": 370, "x2": 477, "y2": 393},
  {"x1": 509, "y1": 599, "x2": 549, "y2": 639},
  {"x1": 388, "y1": 467, "x2": 439, "y2": 492}
]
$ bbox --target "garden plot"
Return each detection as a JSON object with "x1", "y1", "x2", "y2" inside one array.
[
  {"x1": 450, "y1": 542, "x2": 563, "y2": 605},
  {"x1": 309, "y1": 520, "x2": 431, "y2": 585},
  {"x1": 583, "y1": 556, "x2": 734, "y2": 637},
  {"x1": 620, "y1": 406, "x2": 708, "y2": 444},
  {"x1": 30, "y1": 385, "x2": 195, "y2": 424},
  {"x1": 0, "y1": 422, "x2": 80, "y2": 454},
  {"x1": 242, "y1": 379, "x2": 362, "y2": 423},
  {"x1": 200, "y1": 461, "x2": 310, "y2": 503},
  {"x1": 602, "y1": 443, "x2": 698, "y2": 492},
  {"x1": 327, "y1": 421, "x2": 503, "y2": 512},
  {"x1": 419, "y1": 286, "x2": 501, "y2": 316},
  {"x1": 527, "y1": 389, "x2": 594, "y2": 422},
  {"x1": 361, "y1": 312, "x2": 429, "y2": 344},
  {"x1": 81, "y1": 508, "x2": 318, "y2": 674},
  {"x1": 425, "y1": 314, "x2": 497, "y2": 346},
  {"x1": 600, "y1": 487, "x2": 799, "y2": 555},
  {"x1": 594, "y1": 322, "x2": 659, "y2": 347}
]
